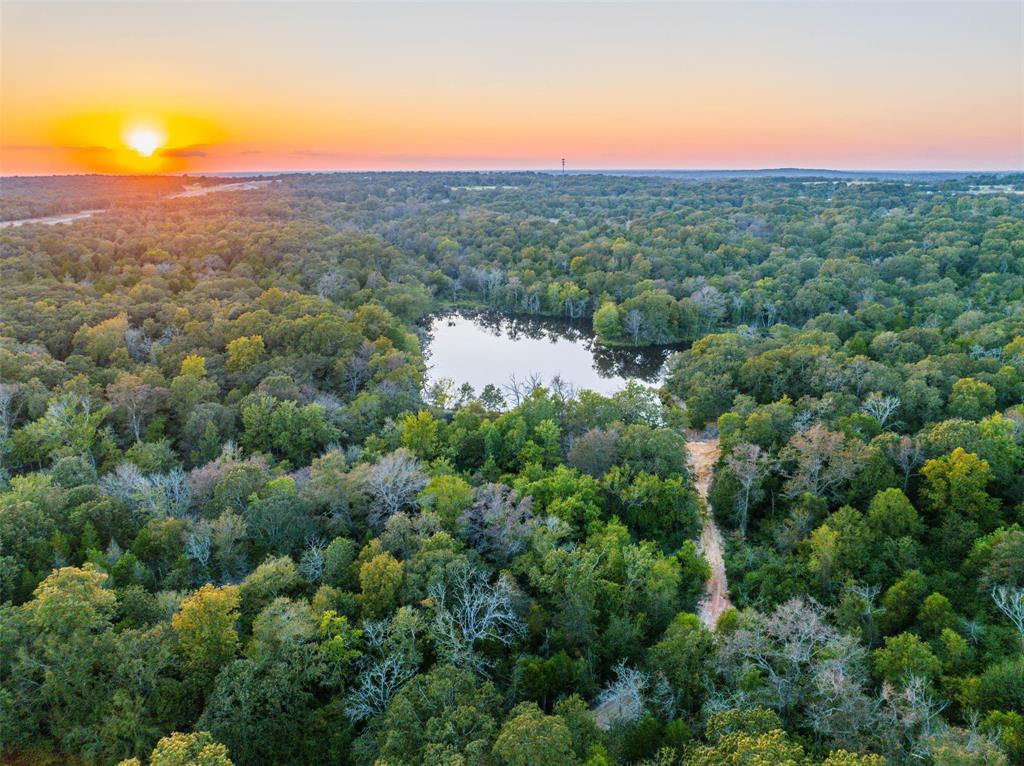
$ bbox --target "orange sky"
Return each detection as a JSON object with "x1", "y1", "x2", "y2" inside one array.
[{"x1": 2, "y1": 2, "x2": 1022, "y2": 174}]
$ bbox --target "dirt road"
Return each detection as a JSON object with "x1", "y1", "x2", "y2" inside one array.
[
  {"x1": 591, "y1": 434, "x2": 731, "y2": 729},
  {"x1": 687, "y1": 437, "x2": 732, "y2": 629}
]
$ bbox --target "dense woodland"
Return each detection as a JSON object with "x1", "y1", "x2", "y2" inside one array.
[{"x1": 0, "y1": 171, "x2": 1022, "y2": 766}]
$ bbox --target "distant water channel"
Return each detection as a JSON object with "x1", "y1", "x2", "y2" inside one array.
[
  {"x1": 0, "y1": 210, "x2": 103, "y2": 229},
  {"x1": 0, "y1": 181, "x2": 273, "y2": 229},
  {"x1": 424, "y1": 312, "x2": 679, "y2": 397}
]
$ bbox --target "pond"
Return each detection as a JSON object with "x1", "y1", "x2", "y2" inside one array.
[{"x1": 423, "y1": 312, "x2": 679, "y2": 397}]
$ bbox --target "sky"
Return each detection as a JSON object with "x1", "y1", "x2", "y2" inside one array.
[{"x1": 2, "y1": 1, "x2": 1022, "y2": 174}]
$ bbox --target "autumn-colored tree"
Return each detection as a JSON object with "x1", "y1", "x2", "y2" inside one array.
[
  {"x1": 920, "y1": 448, "x2": 1001, "y2": 532},
  {"x1": 225, "y1": 335, "x2": 265, "y2": 372},
  {"x1": 172, "y1": 584, "x2": 241, "y2": 684},
  {"x1": 116, "y1": 731, "x2": 234, "y2": 766},
  {"x1": 359, "y1": 551, "x2": 404, "y2": 619}
]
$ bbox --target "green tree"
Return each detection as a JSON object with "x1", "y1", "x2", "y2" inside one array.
[
  {"x1": 492, "y1": 703, "x2": 579, "y2": 766},
  {"x1": 873, "y1": 632, "x2": 942, "y2": 684},
  {"x1": 646, "y1": 612, "x2": 715, "y2": 714},
  {"x1": 865, "y1": 488, "x2": 922, "y2": 539},
  {"x1": 238, "y1": 556, "x2": 302, "y2": 630},
  {"x1": 880, "y1": 570, "x2": 929, "y2": 634},
  {"x1": 948, "y1": 377, "x2": 997, "y2": 421},
  {"x1": 419, "y1": 474, "x2": 474, "y2": 528},
  {"x1": 916, "y1": 592, "x2": 956, "y2": 636},
  {"x1": 593, "y1": 301, "x2": 623, "y2": 343},
  {"x1": 372, "y1": 665, "x2": 501, "y2": 766},
  {"x1": 400, "y1": 410, "x2": 441, "y2": 459}
]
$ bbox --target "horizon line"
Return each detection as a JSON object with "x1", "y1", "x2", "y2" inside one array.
[{"x1": 3, "y1": 166, "x2": 1022, "y2": 179}]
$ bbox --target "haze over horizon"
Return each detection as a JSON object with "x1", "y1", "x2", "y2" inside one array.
[{"x1": 2, "y1": 1, "x2": 1022, "y2": 174}]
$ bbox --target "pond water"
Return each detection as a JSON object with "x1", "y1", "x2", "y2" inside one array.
[{"x1": 424, "y1": 312, "x2": 677, "y2": 397}]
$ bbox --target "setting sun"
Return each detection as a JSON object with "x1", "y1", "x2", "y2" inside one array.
[{"x1": 124, "y1": 125, "x2": 165, "y2": 158}]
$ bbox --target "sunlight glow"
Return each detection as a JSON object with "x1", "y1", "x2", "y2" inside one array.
[
  {"x1": 1, "y1": 2, "x2": 1020, "y2": 173},
  {"x1": 124, "y1": 125, "x2": 165, "y2": 157}
]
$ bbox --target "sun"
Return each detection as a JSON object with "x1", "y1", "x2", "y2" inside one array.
[{"x1": 123, "y1": 125, "x2": 166, "y2": 158}]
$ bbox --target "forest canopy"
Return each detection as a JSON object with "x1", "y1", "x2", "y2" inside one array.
[{"x1": 1, "y1": 171, "x2": 1023, "y2": 766}]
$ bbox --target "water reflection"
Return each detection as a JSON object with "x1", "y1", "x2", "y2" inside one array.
[{"x1": 423, "y1": 312, "x2": 682, "y2": 396}]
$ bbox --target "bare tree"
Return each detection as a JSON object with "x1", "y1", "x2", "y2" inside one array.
[
  {"x1": 0, "y1": 382, "x2": 19, "y2": 439},
  {"x1": 525, "y1": 371, "x2": 545, "y2": 394},
  {"x1": 505, "y1": 276, "x2": 523, "y2": 308},
  {"x1": 690, "y1": 284, "x2": 727, "y2": 330},
  {"x1": 623, "y1": 309, "x2": 644, "y2": 345},
  {"x1": 346, "y1": 611, "x2": 420, "y2": 721},
  {"x1": 100, "y1": 537, "x2": 121, "y2": 564},
  {"x1": 548, "y1": 374, "x2": 578, "y2": 405},
  {"x1": 992, "y1": 586, "x2": 1024, "y2": 649},
  {"x1": 316, "y1": 269, "x2": 351, "y2": 299},
  {"x1": 458, "y1": 483, "x2": 536, "y2": 565},
  {"x1": 922, "y1": 724, "x2": 1008, "y2": 766},
  {"x1": 844, "y1": 357, "x2": 874, "y2": 397},
  {"x1": 503, "y1": 374, "x2": 525, "y2": 407},
  {"x1": 345, "y1": 652, "x2": 417, "y2": 722},
  {"x1": 424, "y1": 377, "x2": 456, "y2": 410},
  {"x1": 123, "y1": 327, "x2": 155, "y2": 362},
  {"x1": 649, "y1": 671, "x2": 677, "y2": 721},
  {"x1": 102, "y1": 463, "x2": 192, "y2": 518},
  {"x1": 46, "y1": 392, "x2": 94, "y2": 428},
  {"x1": 154, "y1": 469, "x2": 193, "y2": 517},
  {"x1": 484, "y1": 268, "x2": 505, "y2": 299},
  {"x1": 299, "y1": 536, "x2": 327, "y2": 583},
  {"x1": 107, "y1": 374, "x2": 167, "y2": 442},
  {"x1": 806, "y1": 659, "x2": 878, "y2": 752},
  {"x1": 564, "y1": 295, "x2": 589, "y2": 320},
  {"x1": 725, "y1": 443, "x2": 770, "y2": 537},
  {"x1": 717, "y1": 598, "x2": 865, "y2": 722},
  {"x1": 185, "y1": 519, "x2": 213, "y2": 568},
  {"x1": 427, "y1": 565, "x2": 524, "y2": 675},
  {"x1": 362, "y1": 448, "x2": 427, "y2": 530},
  {"x1": 594, "y1": 661, "x2": 650, "y2": 727},
  {"x1": 212, "y1": 509, "x2": 248, "y2": 582},
  {"x1": 887, "y1": 435, "x2": 923, "y2": 492},
  {"x1": 877, "y1": 675, "x2": 948, "y2": 762},
  {"x1": 782, "y1": 425, "x2": 862, "y2": 500},
  {"x1": 503, "y1": 372, "x2": 544, "y2": 407},
  {"x1": 843, "y1": 583, "x2": 882, "y2": 647},
  {"x1": 862, "y1": 393, "x2": 900, "y2": 430},
  {"x1": 342, "y1": 340, "x2": 375, "y2": 396}
]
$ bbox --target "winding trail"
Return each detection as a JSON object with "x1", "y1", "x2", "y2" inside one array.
[
  {"x1": 686, "y1": 436, "x2": 732, "y2": 629},
  {"x1": 592, "y1": 433, "x2": 731, "y2": 729}
]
